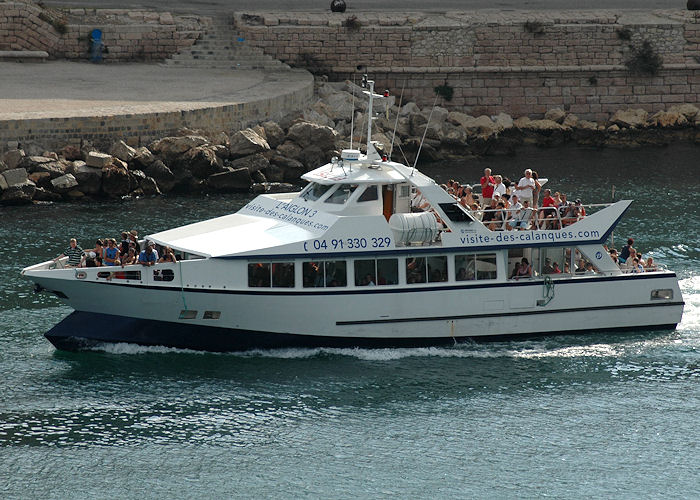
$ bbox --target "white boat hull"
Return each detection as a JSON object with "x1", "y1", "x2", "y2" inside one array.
[{"x1": 33, "y1": 272, "x2": 683, "y2": 351}]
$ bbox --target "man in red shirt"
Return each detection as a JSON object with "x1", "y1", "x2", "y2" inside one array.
[
  {"x1": 480, "y1": 168, "x2": 495, "y2": 208},
  {"x1": 539, "y1": 188, "x2": 557, "y2": 229}
]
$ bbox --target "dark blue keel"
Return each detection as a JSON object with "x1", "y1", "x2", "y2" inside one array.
[{"x1": 46, "y1": 311, "x2": 679, "y2": 353}]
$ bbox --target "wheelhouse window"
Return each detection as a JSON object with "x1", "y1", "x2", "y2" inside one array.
[
  {"x1": 354, "y1": 258, "x2": 398, "y2": 286},
  {"x1": 248, "y1": 262, "x2": 295, "y2": 288},
  {"x1": 357, "y1": 185, "x2": 379, "y2": 202},
  {"x1": 303, "y1": 260, "x2": 347, "y2": 287},
  {"x1": 456, "y1": 253, "x2": 497, "y2": 281},
  {"x1": 325, "y1": 184, "x2": 358, "y2": 205},
  {"x1": 301, "y1": 182, "x2": 332, "y2": 202}
]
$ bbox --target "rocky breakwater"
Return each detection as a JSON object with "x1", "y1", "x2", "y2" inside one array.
[
  {"x1": 2, "y1": 79, "x2": 700, "y2": 205},
  {"x1": 0, "y1": 118, "x2": 339, "y2": 206}
]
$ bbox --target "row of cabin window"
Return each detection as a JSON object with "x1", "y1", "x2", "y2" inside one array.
[{"x1": 247, "y1": 254, "x2": 497, "y2": 288}]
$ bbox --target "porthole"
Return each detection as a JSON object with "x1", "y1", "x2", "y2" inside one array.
[
  {"x1": 650, "y1": 289, "x2": 673, "y2": 300},
  {"x1": 179, "y1": 310, "x2": 197, "y2": 319}
]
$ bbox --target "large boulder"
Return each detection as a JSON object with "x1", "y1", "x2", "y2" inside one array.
[
  {"x1": 0, "y1": 182, "x2": 36, "y2": 205},
  {"x1": 50, "y1": 173, "x2": 79, "y2": 193},
  {"x1": 27, "y1": 171, "x2": 52, "y2": 189},
  {"x1": 60, "y1": 145, "x2": 82, "y2": 161},
  {"x1": 72, "y1": 162, "x2": 103, "y2": 195},
  {"x1": 132, "y1": 146, "x2": 157, "y2": 169},
  {"x1": 610, "y1": 108, "x2": 648, "y2": 128},
  {"x1": 144, "y1": 160, "x2": 176, "y2": 193},
  {"x1": 130, "y1": 170, "x2": 161, "y2": 196},
  {"x1": 101, "y1": 166, "x2": 131, "y2": 198},
  {"x1": 563, "y1": 114, "x2": 580, "y2": 128},
  {"x1": 20, "y1": 156, "x2": 67, "y2": 178},
  {"x1": 109, "y1": 140, "x2": 137, "y2": 162},
  {"x1": 182, "y1": 146, "x2": 224, "y2": 179},
  {"x1": 206, "y1": 168, "x2": 252, "y2": 192},
  {"x1": 262, "y1": 121, "x2": 285, "y2": 149},
  {"x1": 492, "y1": 112, "x2": 514, "y2": 131},
  {"x1": 447, "y1": 111, "x2": 474, "y2": 128},
  {"x1": 650, "y1": 110, "x2": 688, "y2": 128},
  {"x1": 1, "y1": 167, "x2": 29, "y2": 187},
  {"x1": 287, "y1": 121, "x2": 338, "y2": 150},
  {"x1": 261, "y1": 163, "x2": 285, "y2": 182},
  {"x1": 229, "y1": 129, "x2": 270, "y2": 159},
  {"x1": 33, "y1": 187, "x2": 63, "y2": 202},
  {"x1": 228, "y1": 153, "x2": 270, "y2": 173},
  {"x1": 440, "y1": 122, "x2": 469, "y2": 146},
  {"x1": 276, "y1": 141, "x2": 303, "y2": 161},
  {"x1": 86, "y1": 151, "x2": 113, "y2": 168},
  {"x1": 400, "y1": 102, "x2": 421, "y2": 116},
  {"x1": 149, "y1": 135, "x2": 208, "y2": 158},
  {"x1": 544, "y1": 108, "x2": 567, "y2": 124},
  {"x1": 319, "y1": 92, "x2": 356, "y2": 121},
  {"x1": 2, "y1": 149, "x2": 25, "y2": 170},
  {"x1": 463, "y1": 115, "x2": 499, "y2": 137},
  {"x1": 523, "y1": 119, "x2": 568, "y2": 131},
  {"x1": 667, "y1": 104, "x2": 699, "y2": 120},
  {"x1": 299, "y1": 146, "x2": 329, "y2": 170},
  {"x1": 303, "y1": 107, "x2": 335, "y2": 128}
]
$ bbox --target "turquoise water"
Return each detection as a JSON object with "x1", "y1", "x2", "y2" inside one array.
[{"x1": 1, "y1": 145, "x2": 698, "y2": 498}]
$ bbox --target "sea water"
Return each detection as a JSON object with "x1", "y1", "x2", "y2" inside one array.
[{"x1": 0, "y1": 145, "x2": 698, "y2": 498}]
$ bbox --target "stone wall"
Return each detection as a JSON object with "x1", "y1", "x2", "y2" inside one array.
[
  {"x1": 0, "y1": 1, "x2": 207, "y2": 61},
  {"x1": 235, "y1": 10, "x2": 700, "y2": 120}
]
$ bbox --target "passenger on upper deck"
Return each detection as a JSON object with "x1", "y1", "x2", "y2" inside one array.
[
  {"x1": 514, "y1": 169, "x2": 536, "y2": 205},
  {"x1": 506, "y1": 199, "x2": 533, "y2": 230},
  {"x1": 539, "y1": 189, "x2": 558, "y2": 229},
  {"x1": 54, "y1": 238, "x2": 84, "y2": 267},
  {"x1": 480, "y1": 168, "x2": 496, "y2": 207},
  {"x1": 411, "y1": 189, "x2": 430, "y2": 212},
  {"x1": 493, "y1": 175, "x2": 506, "y2": 199}
]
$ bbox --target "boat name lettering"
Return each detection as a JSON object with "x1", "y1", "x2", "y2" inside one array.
[
  {"x1": 460, "y1": 229, "x2": 600, "y2": 245},
  {"x1": 273, "y1": 201, "x2": 318, "y2": 218},
  {"x1": 303, "y1": 237, "x2": 391, "y2": 252},
  {"x1": 243, "y1": 202, "x2": 329, "y2": 231}
]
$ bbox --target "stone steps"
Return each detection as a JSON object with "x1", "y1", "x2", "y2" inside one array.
[{"x1": 164, "y1": 18, "x2": 290, "y2": 71}]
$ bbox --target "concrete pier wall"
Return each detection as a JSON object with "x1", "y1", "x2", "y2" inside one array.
[{"x1": 236, "y1": 10, "x2": 700, "y2": 120}]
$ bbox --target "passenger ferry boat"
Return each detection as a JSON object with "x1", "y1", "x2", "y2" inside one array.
[{"x1": 22, "y1": 78, "x2": 684, "y2": 352}]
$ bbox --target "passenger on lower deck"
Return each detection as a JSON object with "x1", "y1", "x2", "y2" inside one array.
[
  {"x1": 55, "y1": 238, "x2": 84, "y2": 267},
  {"x1": 138, "y1": 241, "x2": 158, "y2": 266},
  {"x1": 514, "y1": 258, "x2": 532, "y2": 279}
]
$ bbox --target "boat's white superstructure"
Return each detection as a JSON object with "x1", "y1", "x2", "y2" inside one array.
[{"x1": 22, "y1": 78, "x2": 684, "y2": 352}]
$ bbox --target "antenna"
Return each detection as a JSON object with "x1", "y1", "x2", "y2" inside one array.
[
  {"x1": 412, "y1": 93, "x2": 439, "y2": 175},
  {"x1": 349, "y1": 75, "x2": 356, "y2": 150},
  {"x1": 361, "y1": 74, "x2": 374, "y2": 155},
  {"x1": 389, "y1": 81, "x2": 405, "y2": 160}
]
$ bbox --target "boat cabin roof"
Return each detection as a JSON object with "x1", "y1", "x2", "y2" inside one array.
[{"x1": 302, "y1": 148, "x2": 407, "y2": 185}]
